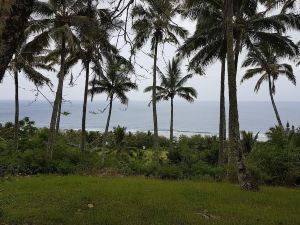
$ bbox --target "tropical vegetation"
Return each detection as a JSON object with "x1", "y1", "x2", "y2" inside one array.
[{"x1": 0, "y1": 2, "x2": 300, "y2": 223}]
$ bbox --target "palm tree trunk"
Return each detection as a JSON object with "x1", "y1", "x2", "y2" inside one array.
[
  {"x1": 80, "y1": 0, "x2": 93, "y2": 151},
  {"x1": 47, "y1": 34, "x2": 66, "y2": 158},
  {"x1": 0, "y1": 0, "x2": 33, "y2": 80},
  {"x1": 105, "y1": 96, "x2": 113, "y2": 135},
  {"x1": 267, "y1": 74, "x2": 283, "y2": 127},
  {"x1": 55, "y1": 95, "x2": 62, "y2": 134},
  {"x1": 228, "y1": 33, "x2": 241, "y2": 165},
  {"x1": 218, "y1": 57, "x2": 226, "y2": 165},
  {"x1": 170, "y1": 97, "x2": 174, "y2": 149},
  {"x1": 225, "y1": 0, "x2": 238, "y2": 172},
  {"x1": 234, "y1": 34, "x2": 241, "y2": 75},
  {"x1": 225, "y1": 0, "x2": 258, "y2": 191},
  {"x1": 152, "y1": 38, "x2": 159, "y2": 153},
  {"x1": 14, "y1": 70, "x2": 19, "y2": 151},
  {"x1": 103, "y1": 96, "x2": 113, "y2": 146},
  {"x1": 81, "y1": 60, "x2": 90, "y2": 152}
]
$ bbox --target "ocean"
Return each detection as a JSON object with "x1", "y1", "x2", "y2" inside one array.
[{"x1": 1, "y1": 100, "x2": 299, "y2": 140}]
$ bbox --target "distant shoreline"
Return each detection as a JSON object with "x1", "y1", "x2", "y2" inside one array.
[
  {"x1": 62, "y1": 127, "x2": 268, "y2": 141},
  {"x1": 1, "y1": 100, "x2": 295, "y2": 142}
]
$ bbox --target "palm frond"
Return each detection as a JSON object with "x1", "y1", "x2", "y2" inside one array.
[
  {"x1": 176, "y1": 86, "x2": 198, "y2": 99},
  {"x1": 241, "y1": 68, "x2": 264, "y2": 83},
  {"x1": 254, "y1": 73, "x2": 269, "y2": 92},
  {"x1": 22, "y1": 65, "x2": 51, "y2": 86},
  {"x1": 176, "y1": 74, "x2": 194, "y2": 88}
]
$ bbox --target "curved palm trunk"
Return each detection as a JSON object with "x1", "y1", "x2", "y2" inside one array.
[
  {"x1": 267, "y1": 74, "x2": 283, "y2": 127},
  {"x1": 14, "y1": 70, "x2": 19, "y2": 151},
  {"x1": 81, "y1": 61, "x2": 90, "y2": 151},
  {"x1": 47, "y1": 34, "x2": 66, "y2": 158},
  {"x1": 218, "y1": 57, "x2": 226, "y2": 165},
  {"x1": 103, "y1": 96, "x2": 113, "y2": 145},
  {"x1": 170, "y1": 97, "x2": 174, "y2": 149},
  {"x1": 225, "y1": 0, "x2": 258, "y2": 191},
  {"x1": 152, "y1": 39, "x2": 159, "y2": 153},
  {"x1": 0, "y1": 0, "x2": 33, "y2": 80}
]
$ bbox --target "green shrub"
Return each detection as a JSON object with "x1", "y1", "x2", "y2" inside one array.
[
  {"x1": 158, "y1": 164, "x2": 183, "y2": 180},
  {"x1": 247, "y1": 140, "x2": 300, "y2": 185},
  {"x1": 113, "y1": 126, "x2": 126, "y2": 150}
]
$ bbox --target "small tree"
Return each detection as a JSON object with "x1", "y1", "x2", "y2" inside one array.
[{"x1": 113, "y1": 126, "x2": 127, "y2": 151}]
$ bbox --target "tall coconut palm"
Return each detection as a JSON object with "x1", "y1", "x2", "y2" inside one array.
[
  {"x1": 8, "y1": 41, "x2": 52, "y2": 150},
  {"x1": 79, "y1": 0, "x2": 94, "y2": 152},
  {"x1": 30, "y1": 0, "x2": 91, "y2": 157},
  {"x1": 225, "y1": 0, "x2": 259, "y2": 191},
  {"x1": 131, "y1": 0, "x2": 188, "y2": 152},
  {"x1": 241, "y1": 42, "x2": 296, "y2": 127},
  {"x1": 179, "y1": 0, "x2": 227, "y2": 165},
  {"x1": 145, "y1": 58, "x2": 197, "y2": 148},
  {"x1": 77, "y1": 3, "x2": 121, "y2": 152},
  {"x1": 180, "y1": 0, "x2": 299, "y2": 168},
  {"x1": 225, "y1": 0, "x2": 298, "y2": 183},
  {"x1": 89, "y1": 59, "x2": 137, "y2": 142}
]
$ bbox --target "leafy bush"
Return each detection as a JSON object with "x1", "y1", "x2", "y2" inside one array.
[
  {"x1": 177, "y1": 135, "x2": 219, "y2": 165},
  {"x1": 4, "y1": 118, "x2": 300, "y2": 186},
  {"x1": 158, "y1": 164, "x2": 183, "y2": 179},
  {"x1": 247, "y1": 127, "x2": 300, "y2": 185},
  {"x1": 113, "y1": 126, "x2": 126, "y2": 150}
]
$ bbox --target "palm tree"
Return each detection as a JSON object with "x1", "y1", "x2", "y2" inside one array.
[
  {"x1": 241, "y1": 42, "x2": 296, "y2": 127},
  {"x1": 77, "y1": 3, "x2": 121, "y2": 152},
  {"x1": 79, "y1": 0, "x2": 94, "y2": 152},
  {"x1": 225, "y1": 0, "x2": 297, "y2": 189},
  {"x1": 131, "y1": 0, "x2": 188, "y2": 152},
  {"x1": 179, "y1": 0, "x2": 227, "y2": 165},
  {"x1": 145, "y1": 58, "x2": 197, "y2": 148},
  {"x1": 8, "y1": 41, "x2": 52, "y2": 150},
  {"x1": 180, "y1": 0, "x2": 298, "y2": 179},
  {"x1": 89, "y1": 59, "x2": 138, "y2": 143},
  {"x1": 225, "y1": 0, "x2": 258, "y2": 191},
  {"x1": 0, "y1": 0, "x2": 34, "y2": 80},
  {"x1": 180, "y1": 0, "x2": 299, "y2": 164},
  {"x1": 31, "y1": 0, "x2": 91, "y2": 157}
]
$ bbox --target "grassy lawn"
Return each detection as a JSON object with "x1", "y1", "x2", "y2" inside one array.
[{"x1": 0, "y1": 176, "x2": 300, "y2": 225}]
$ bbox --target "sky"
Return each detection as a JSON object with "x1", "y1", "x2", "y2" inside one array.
[{"x1": 0, "y1": 2, "x2": 299, "y2": 103}]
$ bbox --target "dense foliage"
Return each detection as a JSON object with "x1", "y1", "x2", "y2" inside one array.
[
  {"x1": 1, "y1": 118, "x2": 299, "y2": 186},
  {"x1": 247, "y1": 126, "x2": 300, "y2": 186}
]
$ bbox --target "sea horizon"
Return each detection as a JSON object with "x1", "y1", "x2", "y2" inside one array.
[{"x1": 1, "y1": 100, "x2": 300, "y2": 140}]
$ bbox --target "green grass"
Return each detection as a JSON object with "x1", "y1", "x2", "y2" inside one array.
[{"x1": 0, "y1": 176, "x2": 300, "y2": 225}]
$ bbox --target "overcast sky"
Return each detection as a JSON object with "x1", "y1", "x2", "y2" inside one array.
[{"x1": 0, "y1": 4, "x2": 299, "y2": 103}]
